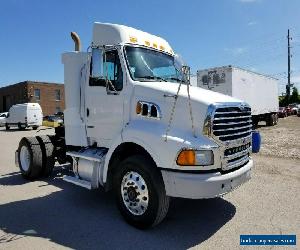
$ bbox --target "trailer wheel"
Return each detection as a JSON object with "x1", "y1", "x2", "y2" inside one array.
[
  {"x1": 36, "y1": 135, "x2": 55, "y2": 177},
  {"x1": 114, "y1": 155, "x2": 170, "y2": 229},
  {"x1": 274, "y1": 114, "x2": 278, "y2": 125},
  {"x1": 18, "y1": 137, "x2": 43, "y2": 180},
  {"x1": 266, "y1": 114, "x2": 274, "y2": 126}
]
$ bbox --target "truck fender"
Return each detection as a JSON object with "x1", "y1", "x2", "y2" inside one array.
[{"x1": 102, "y1": 130, "x2": 162, "y2": 185}]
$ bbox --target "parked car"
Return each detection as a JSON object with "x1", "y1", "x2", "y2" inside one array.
[
  {"x1": 278, "y1": 107, "x2": 287, "y2": 118},
  {"x1": 291, "y1": 106, "x2": 298, "y2": 115},
  {"x1": 285, "y1": 106, "x2": 292, "y2": 116},
  {"x1": 42, "y1": 115, "x2": 63, "y2": 128},
  {"x1": 5, "y1": 103, "x2": 43, "y2": 130},
  {"x1": 0, "y1": 112, "x2": 8, "y2": 126}
]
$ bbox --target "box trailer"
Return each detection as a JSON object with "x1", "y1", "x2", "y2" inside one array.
[{"x1": 197, "y1": 66, "x2": 279, "y2": 126}]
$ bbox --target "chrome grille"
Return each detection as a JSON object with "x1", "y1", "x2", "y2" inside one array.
[
  {"x1": 213, "y1": 106, "x2": 252, "y2": 142},
  {"x1": 208, "y1": 104, "x2": 252, "y2": 172}
]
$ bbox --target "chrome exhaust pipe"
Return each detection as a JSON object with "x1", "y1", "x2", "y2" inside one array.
[{"x1": 70, "y1": 31, "x2": 81, "y2": 51}]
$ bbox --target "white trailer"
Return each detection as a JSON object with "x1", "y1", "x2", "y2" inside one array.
[{"x1": 197, "y1": 66, "x2": 279, "y2": 126}]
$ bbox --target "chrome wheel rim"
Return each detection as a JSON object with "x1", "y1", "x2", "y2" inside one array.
[
  {"x1": 20, "y1": 145, "x2": 30, "y2": 171},
  {"x1": 121, "y1": 171, "x2": 149, "y2": 216}
]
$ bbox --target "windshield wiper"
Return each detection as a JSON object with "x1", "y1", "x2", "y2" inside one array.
[
  {"x1": 166, "y1": 77, "x2": 182, "y2": 82},
  {"x1": 137, "y1": 76, "x2": 167, "y2": 82}
]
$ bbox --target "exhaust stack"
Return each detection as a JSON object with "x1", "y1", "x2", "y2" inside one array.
[{"x1": 71, "y1": 32, "x2": 81, "y2": 51}]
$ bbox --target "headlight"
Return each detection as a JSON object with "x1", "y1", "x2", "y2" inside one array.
[{"x1": 176, "y1": 149, "x2": 214, "y2": 166}]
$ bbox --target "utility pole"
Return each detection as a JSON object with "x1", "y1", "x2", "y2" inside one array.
[{"x1": 287, "y1": 29, "x2": 293, "y2": 98}]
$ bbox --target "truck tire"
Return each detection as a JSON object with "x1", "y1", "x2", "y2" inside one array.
[
  {"x1": 18, "y1": 123, "x2": 26, "y2": 130},
  {"x1": 274, "y1": 114, "x2": 278, "y2": 125},
  {"x1": 266, "y1": 114, "x2": 274, "y2": 126},
  {"x1": 114, "y1": 155, "x2": 170, "y2": 229},
  {"x1": 36, "y1": 135, "x2": 55, "y2": 177},
  {"x1": 17, "y1": 137, "x2": 43, "y2": 180}
]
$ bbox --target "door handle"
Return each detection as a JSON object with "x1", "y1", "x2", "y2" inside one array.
[{"x1": 87, "y1": 108, "x2": 90, "y2": 117}]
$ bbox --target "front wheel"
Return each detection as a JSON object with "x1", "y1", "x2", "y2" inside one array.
[{"x1": 114, "y1": 155, "x2": 169, "y2": 229}]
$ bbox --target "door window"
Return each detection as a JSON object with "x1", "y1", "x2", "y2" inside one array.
[{"x1": 90, "y1": 50, "x2": 123, "y2": 91}]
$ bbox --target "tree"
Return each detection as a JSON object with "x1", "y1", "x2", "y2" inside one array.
[{"x1": 290, "y1": 87, "x2": 300, "y2": 104}]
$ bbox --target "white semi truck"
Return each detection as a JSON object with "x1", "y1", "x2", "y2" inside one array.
[
  {"x1": 16, "y1": 23, "x2": 253, "y2": 228},
  {"x1": 197, "y1": 66, "x2": 279, "y2": 127}
]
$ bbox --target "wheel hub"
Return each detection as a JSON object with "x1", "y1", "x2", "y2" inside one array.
[
  {"x1": 20, "y1": 145, "x2": 30, "y2": 171},
  {"x1": 121, "y1": 171, "x2": 149, "y2": 216}
]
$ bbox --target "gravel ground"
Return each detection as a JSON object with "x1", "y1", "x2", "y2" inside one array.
[{"x1": 0, "y1": 118, "x2": 299, "y2": 250}]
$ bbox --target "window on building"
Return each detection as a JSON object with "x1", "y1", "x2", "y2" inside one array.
[
  {"x1": 55, "y1": 89, "x2": 61, "y2": 101},
  {"x1": 34, "y1": 89, "x2": 40, "y2": 100}
]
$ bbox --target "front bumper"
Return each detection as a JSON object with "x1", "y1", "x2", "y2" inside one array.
[{"x1": 161, "y1": 159, "x2": 252, "y2": 199}]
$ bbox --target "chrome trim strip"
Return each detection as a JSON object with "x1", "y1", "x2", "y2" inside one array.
[
  {"x1": 219, "y1": 130, "x2": 252, "y2": 139},
  {"x1": 214, "y1": 115, "x2": 252, "y2": 120},
  {"x1": 225, "y1": 147, "x2": 251, "y2": 161},
  {"x1": 213, "y1": 124, "x2": 252, "y2": 132},
  {"x1": 224, "y1": 155, "x2": 249, "y2": 171}
]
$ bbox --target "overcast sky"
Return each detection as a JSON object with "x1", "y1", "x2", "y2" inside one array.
[{"x1": 1, "y1": 0, "x2": 300, "y2": 93}]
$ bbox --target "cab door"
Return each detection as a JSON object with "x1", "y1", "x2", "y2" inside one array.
[{"x1": 85, "y1": 48, "x2": 124, "y2": 147}]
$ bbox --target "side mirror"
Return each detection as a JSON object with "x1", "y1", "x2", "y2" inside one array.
[
  {"x1": 182, "y1": 65, "x2": 190, "y2": 84},
  {"x1": 91, "y1": 48, "x2": 104, "y2": 78}
]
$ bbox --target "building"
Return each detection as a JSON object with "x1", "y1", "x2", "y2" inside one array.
[{"x1": 0, "y1": 81, "x2": 65, "y2": 116}]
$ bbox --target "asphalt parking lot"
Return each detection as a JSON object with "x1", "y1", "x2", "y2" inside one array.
[{"x1": 0, "y1": 117, "x2": 299, "y2": 250}]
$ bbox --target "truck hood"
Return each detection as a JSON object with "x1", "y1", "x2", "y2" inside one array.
[
  {"x1": 134, "y1": 81, "x2": 243, "y2": 105},
  {"x1": 132, "y1": 81, "x2": 246, "y2": 137}
]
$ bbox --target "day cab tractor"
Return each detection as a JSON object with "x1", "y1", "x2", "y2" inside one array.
[{"x1": 16, "y1": 23, "x2": 253, "y2": 228}]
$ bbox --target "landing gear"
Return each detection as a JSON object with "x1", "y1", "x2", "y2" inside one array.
[{"x1": 114, "y1": 155, "x2": 169, "y2": 229}]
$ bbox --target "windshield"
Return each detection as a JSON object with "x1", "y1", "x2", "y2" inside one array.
[{"x1": 124, "y1": 46, "x2": 182, "y2": 82}]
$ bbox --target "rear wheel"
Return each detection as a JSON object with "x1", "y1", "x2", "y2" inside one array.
[
  {"x1": 36, "y1": 135, "x2": 55, "y2": 177},
  {"x1": 266, "y1": 114, "x2": 274, "y2": 126},
  {"x1": 18, "y1": 137, "x2": 43, "y2": 180},
  {"x1": 5, "y1": 123, "x2": 9, "y2": 130},
  {"x1": 274, "y1": 114, "x2": 278, "y2": 125},
  {"x1": 114, "y1": 155, "x2": 169, "y2": 229}
]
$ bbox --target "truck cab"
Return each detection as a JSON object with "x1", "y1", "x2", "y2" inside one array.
[{"x1": 16, "y1": 23, "x2": 253, "y2": 228}]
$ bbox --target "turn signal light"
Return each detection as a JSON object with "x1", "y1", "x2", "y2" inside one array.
[
  {"x1": 136, "y1": 101, "x2": 142, "y2": 114},
  {"x1": 177, "y1": 150, "x2": 196, "y2": 166}
]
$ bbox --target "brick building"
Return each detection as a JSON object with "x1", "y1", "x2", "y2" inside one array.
[{"x1": 0, "y1": 81, "x2": 65, "y2": 116}]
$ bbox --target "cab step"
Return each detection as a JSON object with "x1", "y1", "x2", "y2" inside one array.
[{"x1": 63, "y1": 175, "x2": 92, "y2": 190}]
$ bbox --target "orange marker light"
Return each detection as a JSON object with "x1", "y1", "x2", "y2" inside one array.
[
  {"x1": 177, "y1": 150, "x2": 196, "y2": 166},
  {"x1": 136, "y1": 102, "x2": 142, "y2": 114},
  {"x1": 145, "y1": 41, "x2": 150, "y2": 46}
]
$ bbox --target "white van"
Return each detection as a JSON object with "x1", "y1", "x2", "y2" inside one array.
[
  {"x1": 0, "y1": 112, "x2": 8, "y2": 126},
  {"x1": 6, "y1": 103, "x2": 43, "y2": 130}
]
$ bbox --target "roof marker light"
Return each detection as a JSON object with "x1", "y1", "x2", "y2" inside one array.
[{"x1": 129, "y1": 36, "x2": 138, "y2": 43}]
